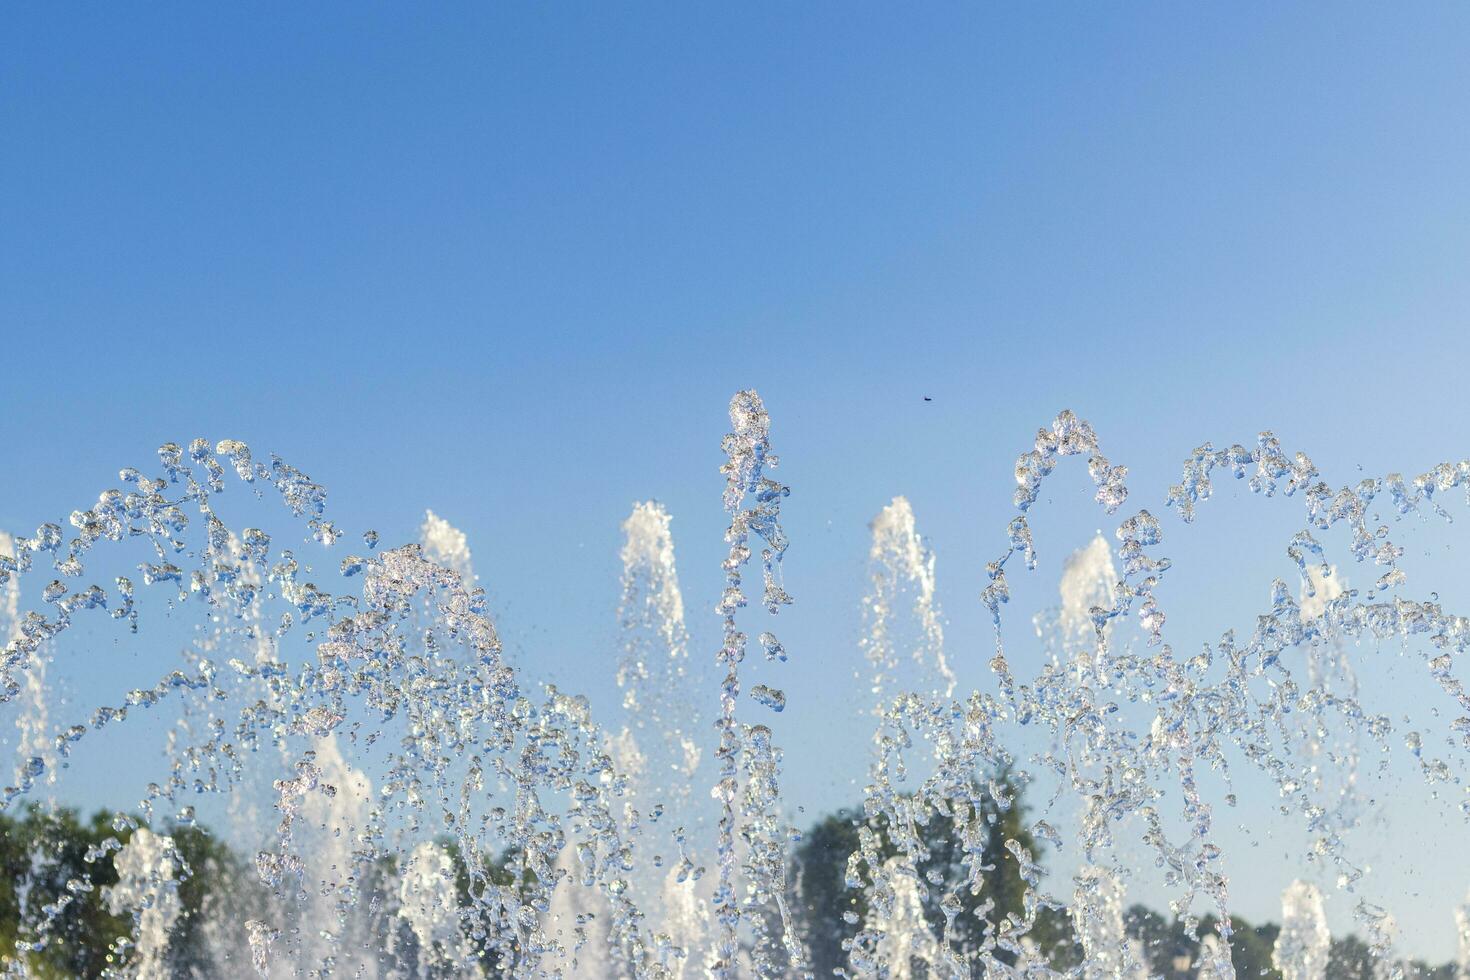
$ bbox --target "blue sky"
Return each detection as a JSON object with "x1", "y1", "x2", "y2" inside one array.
[{"x1": 6, "y1": 2, "x2": 1470, "y2": 961}]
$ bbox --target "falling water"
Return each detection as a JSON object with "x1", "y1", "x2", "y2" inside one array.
[
  {"x1": 860, "y1": 856, "x2": 940, "y2": 980},
  {"x1": 1055, "y1": 533, "x2": 1116, "y2": 684},
  {"x1": 399, "y1": 841, "x2": 475, "y2": 973},
  {"x1": 421, "y1": 509, "x2": 474, "y2": 582},
  {"x1": 1364, "y1": 905, "x2": 1402, "y2": 980},
  {"x1": 660, "y1": 866, "x2": 711, "y2": 980},
  {"x1": 1, "y1": 532, "x2": 50, "y2": 798},
  {"x1": 1072, "y1": 866, "x2": 1144, "y2": 980},
  {"x1": 4, "y1": 394, "x2": 1470, "y2": 977},
  {"x1": 543, "y1": 839, "x2": 617, "y2": 976},
  {"x1": 1273, "y1": 880, "x2": 1330, "y2": 980},
  {"x1": 104, "y1": 827, "x2": 182, "y2": 977},
  {"x1": 862, "y1": 497, "x2": 954, "y2": 707},
  {"x1": 616, "y1": 501, "x2": 701, "y2": 817},
  {"x1": 280, "y1": 733, "x2": 386, "y2": 977}
]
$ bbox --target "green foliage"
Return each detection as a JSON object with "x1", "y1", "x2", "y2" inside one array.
[
  {"x1": 791, "y1": 806, "x2": 864, "y2": 974},
  {"x1": 0, "y1": 801, "x2": 1461, "y2": 978},
  {"x1": 1120, "y1": 908, "x2": 1283, "y2": 979},
  {"x1": 0, "y1": 806, "x2": 130, "y2": 979},
  {"x1": 1213, "y1": 916, "x2": 1281, "y2": 980},
  {"x1": 789, "y1": 770, "x2": 1077, "y2": 975},
  {"x1": 441, "y1": 837, "x2": 527, "y2": 974},
  {"x1": 169, "y1": 824, "x2": 261, "y2": 978},
  {"x1": 0, "y1": 807, "x2": 265, "y2": 979}
]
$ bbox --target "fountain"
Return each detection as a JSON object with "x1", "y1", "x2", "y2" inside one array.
[
  {"x1": 103, "y1": 827, "x2": 182, "y2": 977},
  {"x1": 1273, "y1": 880, "x2": 1329, "y2": 980},
  {"x1": 1, "y1": 391, "x2": 1467, "y2": 978}
]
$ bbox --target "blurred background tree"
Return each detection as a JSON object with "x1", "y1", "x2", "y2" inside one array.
[{"x1": 0, "y1": 797, "x2": 1458, "y2": 978}]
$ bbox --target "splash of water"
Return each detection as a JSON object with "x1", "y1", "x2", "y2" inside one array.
[
  {"x1": 862, "y1": 497, "x2": 954, "y2": 708},
  {"x1": 857, "y1": 856, "x2": 940, "y2": 980},
  {"x1": 659, "y1": 867, "x2": 711, "y2": 980},
  {"x1": 5, "y1": 396, "x2": 1470, "y2": 977},
  {"x1": 617, "y1": 501, "x2": 701, "y2": 813},
  {"x1": 1072, "y1": 866, "x2": 1145, "y2": 980},
  {"x1": 543, "y1": 839, "x2": 619, "y2": 976},
  {"x1": 1056, "y1": 533, "x2": 1117, "y2": 684},
  {"x1": 1, "y1": 532, "x2": 51, "y2": 798},
  {"x1": 421, "y1": 509, "x2": 474, "y2": 581},
  {"x1": 1274, "y1": 880, "x2": 1330, "y2": 980},
  {"x1": 104, "y1": 827, "x2": 182, "y2": 977}
]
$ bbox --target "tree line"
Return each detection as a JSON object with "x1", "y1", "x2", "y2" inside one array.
[{"x1": 0, "y1": 785, "x2": 1458, "y2": 978}]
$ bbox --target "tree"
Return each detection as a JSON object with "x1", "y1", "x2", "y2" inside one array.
[
  {"x1": 169, "y1": 824, "x2": 262, "y2": 977},
  {"x1": 1327, "y1": 934, "x2": 1375, "y2": 980},
  {"x1": 1217, "y1": 915, "x2": 1280, "y2": 980},
  {"x1": 2, "y1": 804, "x2": 1464, "y2": 978},
  {"x1": 0, "y1": 808, "x2": 265, "y2": 979},
  {"x1": 791, "y1": 807, "x2": 865, "y2": 974},
  {"x1": 0, "y1": 806, "x2": 130, "y2": 979},
  {"x1": 789, "y1": 770, "x2": 1072, "y2": 976}
]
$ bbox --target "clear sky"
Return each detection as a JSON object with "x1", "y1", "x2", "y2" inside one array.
[{"x1": 6, "y1": 2, "x2": 1470, "y2": 962}]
